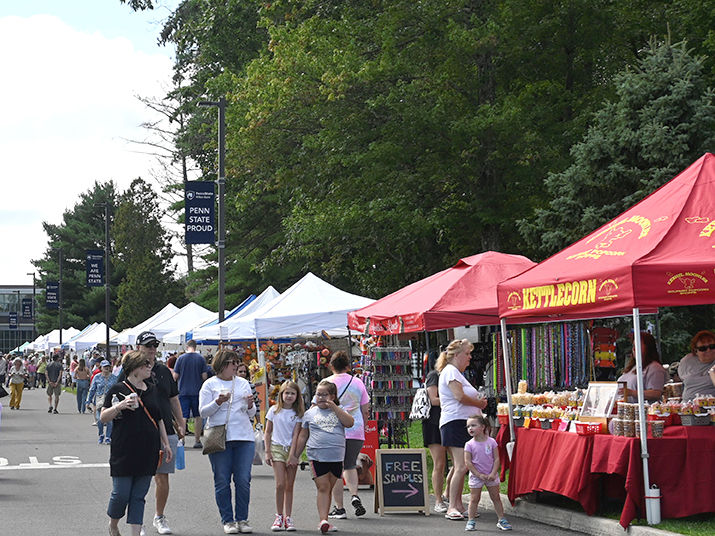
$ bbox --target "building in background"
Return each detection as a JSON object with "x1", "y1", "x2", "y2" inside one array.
[{"x1": 0, "y1": 285, "x2": 34, "y2": 353}]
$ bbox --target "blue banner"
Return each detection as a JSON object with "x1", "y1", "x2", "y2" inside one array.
[
  {"x1": 46, "y1": 281, "x2": 59, "y2": 309},
  {"x1": 22, "y1": 298, "x2": 33, "y2": 319},
  {"x1": 86, "y1": 249, "x2": 104, "y2": 287},
  {"x1": 9, "y1": 312, "x2": 18, "y2": 330},
  {"x1": 185, "y1": 181, "x2": 215, "y2": 245}
]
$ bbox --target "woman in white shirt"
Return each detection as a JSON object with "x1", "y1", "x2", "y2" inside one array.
[
  {"x1": 437, "y1": 339, "x2": 486, "y2": 521},
  {"x1": 199, "y1": 350, "x2": 257, "y2": 534}
]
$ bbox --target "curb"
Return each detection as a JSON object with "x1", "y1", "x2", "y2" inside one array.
[{"x1": 474, "y1": 493, "x2": 681, "y2": 536}]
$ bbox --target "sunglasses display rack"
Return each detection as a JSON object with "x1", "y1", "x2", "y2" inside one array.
[{"x1": 366, "y1": 346, "x2": 415, "y2": 448}]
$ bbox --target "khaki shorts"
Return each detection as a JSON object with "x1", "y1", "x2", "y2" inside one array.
[
  {"x1": 46, "y1": 384, "x2": 62, "y2": 397},
  {"x1": 270, "y1": 443, "x2": 291, "y2": 463}
]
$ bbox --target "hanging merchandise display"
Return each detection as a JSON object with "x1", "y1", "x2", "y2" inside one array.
[
  {"x1": 366, "y1": 346, "x2": 414, "y2": 448},
  {"x1": 491, "y1": 321, "x2": 590, "y2": 394}
]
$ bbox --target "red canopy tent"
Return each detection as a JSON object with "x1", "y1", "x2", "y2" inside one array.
[
  {"x1": 496, "y1": 153, "x2": 715, "y2": 525},
  {"x1": 348, "y1": 251, "x2": 535, "y2": 335},
  {"x1": 498, "y1": 153, "x2": 715, "y2": 323}
]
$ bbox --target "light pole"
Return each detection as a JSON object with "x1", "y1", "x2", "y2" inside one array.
[
  {"x1": 198, "y1": 97, "x2": 226, "y2": 322},
  {"x1": 13, "y1": 290, "x2": 20, "y2": 352},
  {"x1": 96, "y1": 202, "x2": 112, "y2": 363},
  {"x1": 52, "y1": 248, "x2": 64, "y2": 349},
  {"x1": 26, "y1": 272, "x2": 36, "y2": 341}
]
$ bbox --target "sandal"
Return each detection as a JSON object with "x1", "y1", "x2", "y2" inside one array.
[{"x1": 445, "y1": 511, "x2": 465, "y2": 521}]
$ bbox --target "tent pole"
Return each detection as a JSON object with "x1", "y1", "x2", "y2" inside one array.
[
  {"x1": 632, "y1": 308, "x2": 653, "y2": 523},
  {"x1": 500, "y1": 318, "x2": 516, "y2": 458}
]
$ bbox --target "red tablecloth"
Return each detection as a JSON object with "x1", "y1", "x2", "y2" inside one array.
[{"x1": 502, "y1": 425, "x2": 715, "y2": 527}]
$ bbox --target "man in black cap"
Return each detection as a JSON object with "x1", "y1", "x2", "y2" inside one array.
[{"x1": 133, "y1": 331, "x2": 186, "y2": 535}]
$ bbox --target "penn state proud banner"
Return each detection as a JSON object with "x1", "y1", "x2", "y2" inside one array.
[{"x1": 185, "y1": 181, "x2": 215, "y2": 245}]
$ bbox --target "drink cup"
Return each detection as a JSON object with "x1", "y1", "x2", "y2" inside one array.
[{"x1": 127, "y1": 393, "x2": 139, "y2": 409}]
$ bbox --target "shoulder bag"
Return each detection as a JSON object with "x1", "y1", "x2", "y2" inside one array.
[
  {"x1": 409, "y1": 386, "x2": 431, "y2": 420},
  {"x1": 203, "y1": 378, "x2": 234, "y2": 455}
]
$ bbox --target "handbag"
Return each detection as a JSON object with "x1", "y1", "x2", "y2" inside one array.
[
  {"x1": 0, "y1": 385, "x2": 8, "y2": 398},
  {"x1": 409, "y1": 386, "x2": 431, "y2": 420},
  {"x1": 203, "y1": 378, "x2": 234, "y2": 455}
]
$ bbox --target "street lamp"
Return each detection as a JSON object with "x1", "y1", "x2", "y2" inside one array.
[
  {"x1": 13, "y1": 290, "x2": 20, "y2": 352},
  {"x1": 198, "y1": 97, "x2": 226, "y2": 323},
  {"x1": 26, "y1": 272, "x2": 36, "y2": 341},
  {"x1": 95, "y1": 202, "x2": 112, "y2": 363},
  {"x1": 51, "y1": 248, "x2": 64, "y2": 348}
]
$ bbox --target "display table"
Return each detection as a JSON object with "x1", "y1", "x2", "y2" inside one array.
[{"x1": 500, "y1": 425, "x2": 715, "y2": 527}]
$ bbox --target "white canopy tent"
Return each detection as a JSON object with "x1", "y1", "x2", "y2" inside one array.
[
  {"x1": 113, "y1": 303, "x2": 180, "y2": 346},
  {"x1": 253, "y1": 273, "x2": 374, "y2": 339},
  {"x1": 66, "y1": 322, "x2": 119, "y2": 353},
  {"x1": 32, "y1": 327, "x2": 80, "y2": 351},
  {"x1": 148, "y1": 302, "x2": 215, "y2": 341},
  {"x1": 193, "y1": 287, "x2": 281, "y2": 342},
  {"x1": 162, "y1": 293, "x2": 261, "y2": 345}
]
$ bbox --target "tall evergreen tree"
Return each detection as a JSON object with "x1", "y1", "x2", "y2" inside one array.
[
  {"x1": 113, "y1": 178, "x2": 187, "y2": 328},
  {"x1": 32, "y1": 182, "x2": 121, "y2": 335},
  {"x1": 519, "y1": 39, "x2": 714, "y2": 256}
]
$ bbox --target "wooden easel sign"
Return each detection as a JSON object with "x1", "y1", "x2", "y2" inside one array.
[{"x1": 374, "y1": 448, "x2": 430, "y2": 516}]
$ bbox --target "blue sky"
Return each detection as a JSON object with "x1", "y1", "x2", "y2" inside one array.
[{"x1": 0, "y1": 0, "x2": 185, "y2": 285}]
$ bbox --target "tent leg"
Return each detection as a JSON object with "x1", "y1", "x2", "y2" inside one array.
[
  {"x1": 632, "y1": 308, "x2": 654, "y2": 523},
  {"x1": 499, "y1": 319, "x2": 516, "y2": 459}
]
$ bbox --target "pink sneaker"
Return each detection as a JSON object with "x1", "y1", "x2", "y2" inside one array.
[
  {"x1": 271, "y1": 514, "x2": 284, "y2": 532},
  {"x1": 319, "y1": 520, "x2": 337, "y2": 533}
]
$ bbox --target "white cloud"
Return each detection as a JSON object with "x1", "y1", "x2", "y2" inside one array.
[{"x1": 0, "y1": 14, "x2": 174, "y2": 283}]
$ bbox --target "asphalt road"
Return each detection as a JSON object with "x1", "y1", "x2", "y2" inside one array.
[{"x1": 0, "y1": 386, "x2": 580, "y2": 535}]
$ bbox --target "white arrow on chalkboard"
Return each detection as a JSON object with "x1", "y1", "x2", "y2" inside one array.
[{"x1": 391, "y1": 483, "x2": 419, "y2": 498}]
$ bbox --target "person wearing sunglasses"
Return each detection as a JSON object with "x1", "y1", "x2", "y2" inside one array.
[
  {"x1": 617, "y1": 331, "x2": 668, "y2": 403},
  {"x1": 678, "y1": 330, "x2": 715, "y2": 401}
]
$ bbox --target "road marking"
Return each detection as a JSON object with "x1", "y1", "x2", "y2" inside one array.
[{"x1": 0, "y1": 456, "x2": 109, "y2": 471}]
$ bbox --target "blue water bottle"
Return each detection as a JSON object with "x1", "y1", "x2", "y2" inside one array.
[{"x1": 176, "y1": 439, "x2": 185, "y2": 470}]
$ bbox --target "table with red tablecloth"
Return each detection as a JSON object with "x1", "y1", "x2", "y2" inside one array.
[{"x1": 499, "y1": 425, "x2": 715, "y2": 527}]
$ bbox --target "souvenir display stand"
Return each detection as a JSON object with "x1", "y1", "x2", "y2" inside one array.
[{"x1": 365, "y1": 346, "x2": 414, "y2": 448}]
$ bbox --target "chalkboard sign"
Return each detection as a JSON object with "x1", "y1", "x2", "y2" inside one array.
[{"x1": 374, "y1": 449, "x2": 429, "y2": 516}]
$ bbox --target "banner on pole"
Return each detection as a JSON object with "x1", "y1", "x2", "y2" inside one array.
[
  {"x1": 22, "y1": 298, "x2": 33, "y2": 319},
  {"x1": 185, "y1": 181, "x2": 215, "y2": 244},
  {"x1": 9, "y1": 312, "x2": 18, "y2": 330},
  {"x1": 86, "y1": 250, "x2": 104, "y2": 287},
  {"x1": 46, "y1": 281, "x2": 59, "y2": 309}
]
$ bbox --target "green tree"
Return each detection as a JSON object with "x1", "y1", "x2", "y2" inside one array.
[
  {"x1": 113, "y1": 178, "x2": 187, "y2": 328},
  {"x1": 32, "y1": 182, "x2": 122, "y2": 335},
  {"x1": 519, "y1": 39, "x2": 714, "y2": 256}
]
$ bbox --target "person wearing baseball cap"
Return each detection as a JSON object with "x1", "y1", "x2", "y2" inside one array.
[
  {"x1": 129, "y1": 331, "x2": 185, "y2": 535},
  {"x1": 87, "y1": 360, "x2": 118, "y2": 444}
]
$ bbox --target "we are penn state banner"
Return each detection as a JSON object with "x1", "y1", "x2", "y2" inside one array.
[
  {"x1": 185, "y1": 181, "x2": 215, "y2": 245},
  {"x1": 86, "y1": 250, "x2": 104, "y2": 287}
]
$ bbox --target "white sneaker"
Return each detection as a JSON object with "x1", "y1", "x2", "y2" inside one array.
[
  {"x1": 237, "y1": 520, "x2": 253, "y2": 533},
  {"x1": 224, "y1": 522, "x2": 239, "y2": 534},
  {"x1": 153, "y1": 515, "x2": 172, "y2": 535},
  {"x1": 434, "y1": 501, "x2": 448, "y2": 513},
  {"x1": 140, "y1": 526, "x2": 146, "y2": 536}
]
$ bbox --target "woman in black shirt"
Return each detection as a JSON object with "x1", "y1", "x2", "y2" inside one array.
[{"x1": 102, "y1": 351, "x2": 171, "y2": 536}]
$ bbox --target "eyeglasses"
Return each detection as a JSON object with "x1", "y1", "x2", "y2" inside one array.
[
  {"x1": 144, "y1": 342, "x2": 160, "y2": 348},
  {"x1": 696, "y1": 343, "x2": 715, "y2": 352}
]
